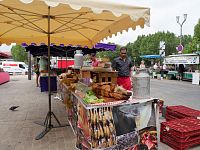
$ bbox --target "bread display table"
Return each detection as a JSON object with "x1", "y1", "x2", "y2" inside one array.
[
  {"x1": 65, "y1": 87, "x2": 159, "y2": 149},
  {"x1": 57, "y1": 73, "x2": 159, "y2": 150}
]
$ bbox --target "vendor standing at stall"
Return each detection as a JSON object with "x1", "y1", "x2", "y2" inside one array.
[
  {"x1": 90, "y1": 53, "x2": 99, "y2": 67},
  {"x1": 112, "y1": 47, "x2": 132, "y2": 90}
]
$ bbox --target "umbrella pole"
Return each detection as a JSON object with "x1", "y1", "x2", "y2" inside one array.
[
  {"x1": 35, "y1": 6, "x2": 68, "y2": 140},
  {"x1": 65, "y1": 52, "x2": 67, "y2": 72}
]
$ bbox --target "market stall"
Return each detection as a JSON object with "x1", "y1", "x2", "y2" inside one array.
[
  {"x1": 57, "y1": 70, "x2": 159, "y2": 150},
  {"x1": 164, "y1": 53, "x2": 200, "y2": 84},
  {"x1": 140, "y1": 55, "x2": 162, "y2": 79},
  {"x1": 0, "y1": 0, "x2": 151, "y2": 142}
]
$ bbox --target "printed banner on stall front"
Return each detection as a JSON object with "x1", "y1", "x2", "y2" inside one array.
[
  {"x1": 110, "y1": 101, "x2": 158, "y2": 150},
  {"x1": 77, "y1": 100, "x2": 158, "y2": 150},
  {"x1": 164, "y1": 55, "x2": 199, "y2": 64}
]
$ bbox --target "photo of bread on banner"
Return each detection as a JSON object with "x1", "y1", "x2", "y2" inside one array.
[{"x1": 91, "y1": 82, "x2": 132, "y2": 100}]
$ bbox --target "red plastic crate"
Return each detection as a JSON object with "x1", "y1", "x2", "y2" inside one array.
[
  {"x1": 167, "y1": 105, "x2": 200, "y2": 118},
  {"x1": 161, "y1": 118, "x2": 200, "y2": 138},
  {"x1": 160, "y1": 134, "x2": 200, "y2": 150},
  {"x1": 166, "y1": 111, "x2": 186, "y2": 121},
  {"x1": 166, "y1": 109, "x2": 188, "y2": 118},
  {"x1": 160, "y1": 132, "x2": 200, "y2": 143}
]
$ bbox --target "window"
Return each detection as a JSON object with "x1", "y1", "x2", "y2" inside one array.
[{"x1": 19, "y1": 64, "x2": 25, "y2": 69}]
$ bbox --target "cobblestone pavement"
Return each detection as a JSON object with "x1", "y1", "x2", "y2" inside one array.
[{"x1": 0, "y1": 75, "x2": 199, "y2": 150}]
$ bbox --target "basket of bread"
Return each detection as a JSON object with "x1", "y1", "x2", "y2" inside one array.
[{"x1": 91, "y1": 82, "x2": 132, "y2": 101}]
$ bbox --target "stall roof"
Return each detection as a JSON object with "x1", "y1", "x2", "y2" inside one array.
[
  {"x1": 164, "y1": 53, "x2": 200, "y2": 64},
  {"x1": 140, "y1": 55, "x2": 161, "y2": 59},
  {"x1": 167, "y1": 53, "x2": 199, "y2": 57},
  {"x1": 25, "y1": 43, "x2": 116, "y2": 57},
  {"x1": 0, "y1": 52, "x2": 10, "y2": 58}
]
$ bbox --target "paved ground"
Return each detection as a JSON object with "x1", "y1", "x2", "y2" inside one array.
[
  {"x1": 150, "y1": 78, "x2": 200, "y2": 150},
  {"x1": 0, "y1": 75, "x2": 200, "y2": 150},
  {"x1": 151, "y1": 79, "x2": 200, "y2": 110},
  {"x1": 0, "y1": 75, "x2": 75, "y2": 150}
]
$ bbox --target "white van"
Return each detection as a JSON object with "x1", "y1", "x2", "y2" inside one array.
[{"x1": 0, "y1": 61, "x2": 28, "y2": 75}]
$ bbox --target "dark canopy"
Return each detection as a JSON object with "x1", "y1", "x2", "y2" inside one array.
[{"x1": 25, "y1": 43, "x2": 116, "y2": 57}]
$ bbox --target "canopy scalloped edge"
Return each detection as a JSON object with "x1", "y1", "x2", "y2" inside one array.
[
  {"x1": 2, "y1": 0, "x2": 150, "y2": 26},
  {"x1": 0, "y1": 0, "x2": 150, "y2": 47}
]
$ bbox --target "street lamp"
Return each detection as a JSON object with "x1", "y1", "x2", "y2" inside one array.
[{"x1": 176, "y1": 14, "x2": 187, "y2": 45}]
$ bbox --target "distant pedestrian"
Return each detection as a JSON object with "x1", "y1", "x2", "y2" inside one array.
[
  {"x1": 153, "y1": 63, "x2": 158, "y2": 70},
  {"x1": 112, "y1": 47, "x2": 132, "y2": 90},
  {"x1": 34, "y1": 63, "x2": 40, "y2": 87},
  {"x1": 178, "y1": 64, "x2": 185, "y2": 80},
  {"x1": 140, "y1": 60, "x2": 146, "y2": 69}
]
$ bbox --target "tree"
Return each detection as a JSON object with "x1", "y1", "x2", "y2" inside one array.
[
  {"x1": 194, "y1": 19, "x2": 200, "y2": 42},
  {"x1": 11, "y1": 45, "x2": 28, "y2": 63},
  {"x1": 184, "y1": 36, "x2": 199, "y2": 53},
  {"x1": 96, "y1": 44, "x2": 121, "y2": 62}
]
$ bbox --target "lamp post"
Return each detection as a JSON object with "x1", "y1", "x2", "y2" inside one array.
[{"x1": 176, "y1": 14, "x2": 187, "y2": 45}]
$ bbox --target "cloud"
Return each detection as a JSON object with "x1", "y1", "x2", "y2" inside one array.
[
  {"x1": 0, "y1": 43, "x2": 16, "y2": 52},
  {"x1": 103, "y1": 0, "x2": 200, "y2": 45}
]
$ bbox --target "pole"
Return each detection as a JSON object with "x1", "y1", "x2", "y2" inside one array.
[
  {"x1": 47, "y1": 6, "x2": 51, "y2": 128},
  {"x1": 180, "y1": 24, "x2": 182, "y2": 45},
  {"x1": 176, "y1": 14, "x2": 187, "y2": 47},
  {"x1": 65, "y1": 52, "x2": 67, "y2": 72},
  {"x1": 35, "y1": 6, "x2": 69, "y2": 140},
  {"x1": 28, "y1": 51, "x2": 31, "y2": 80}
]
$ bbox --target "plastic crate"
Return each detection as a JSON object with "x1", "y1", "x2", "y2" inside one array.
[
  {"x1": 160, "y1": 134, "x2": 200, "y2": 150},
  {"x1": 165, "y1": 114, "x2": 180, "y2": 121},
  {"x1": 161, "y1": 118, "x2": 200, "y2": 138},
  {"x1": 160, "y1": 130, "x2": 200, "y2": 143},
  {"x1": 166, "y1": 111, "x2": 186, "y2": 121},
  {"x1": 166, "y1": 105, "x2": 200, "y2": 118}
]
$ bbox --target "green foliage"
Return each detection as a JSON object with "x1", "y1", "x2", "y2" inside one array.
[
  {"x1": 194, "y1": 19, "x2": 200, "y2": 42},
  {"x1": 96, "y1": 44, "x2": 121, "y2": 62},
  {"x1": 97, "y1": 18, "x2": 200, "y2": 66},
  {"x1": 11, "y1": 45, "x2": 28, "y2": 63},
  {"x1": 184, "y1": 36, "x2": 200, "y2": 53}
]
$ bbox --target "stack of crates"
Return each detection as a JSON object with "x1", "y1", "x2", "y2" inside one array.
[
  {"x1": 166, "y1": 105, "x2": 200, "y2": 121},
  {"x1": 160, "y1": 117, "x2": 200, "y2": 150}
]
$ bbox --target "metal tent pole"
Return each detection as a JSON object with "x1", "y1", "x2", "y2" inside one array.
[
  {"x1": 66, "y1": 52, "x2": 68, "y2": 72},
  {"x1": 35, "y1": 6, "x2": 68, "y2": 140}
]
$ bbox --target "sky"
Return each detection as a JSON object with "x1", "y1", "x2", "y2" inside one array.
[
  {"x1": 0, "y1": 0, "x2": 200, "y2": 51},
  {"x1": 103, "y1": 0, "x2": 200, "y2": 45}
]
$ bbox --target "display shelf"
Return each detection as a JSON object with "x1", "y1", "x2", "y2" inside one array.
[{"x1": 72, "y1": 90, "x2": 157, "y2": 109}]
